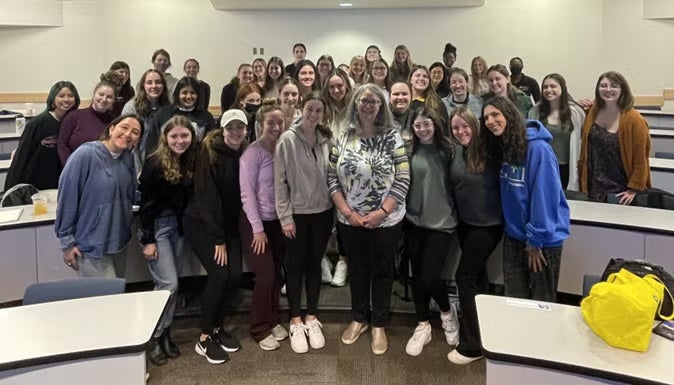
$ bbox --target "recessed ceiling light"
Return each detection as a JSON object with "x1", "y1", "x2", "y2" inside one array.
[{"x1": 339, "y1": 3, "x2": 353, "y2": 7}]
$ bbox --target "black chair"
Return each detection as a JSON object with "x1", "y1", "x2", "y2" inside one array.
[
  {"x1": 23, "y1": 278, "x2": 126, "y2": 305},
  {"x1": 582, "y1": 274, "x2": 602, "y2": 298},
  {"x1": 0, "y1": 153, "x2": 11, "y2": 160}
]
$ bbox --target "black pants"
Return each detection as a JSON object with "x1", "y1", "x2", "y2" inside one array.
[
  {"x1": 338, "y1": 222, "x2": 402, "y2": 327},
  {"x1": 455, "y1": 222, "x2": 503, "y2": 357},
  {"x1": 285, "y1": 210, "x2": 334, "y2": 318},
  {"x1": 405, "y1": 221, "x2": 453, "y2": 322},
  {"x1": 183, "y1": 215, "x2": 243, "y2": 335},
  {"x1": 559, "y1": 164, "x2": 569, "y2": 190}
]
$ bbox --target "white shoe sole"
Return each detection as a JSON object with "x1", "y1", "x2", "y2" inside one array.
[
  {"x1": 258, "y1": 342, "x2": 280, "y2": 351},
  {"x1": 194, "y1": 343, "x2": 227, "y2": 364}
]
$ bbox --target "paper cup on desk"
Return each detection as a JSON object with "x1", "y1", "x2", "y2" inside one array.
[
  {"x1": 15, "y1": 117, "x2": 26, "y2": 136},
  {"x1": 31, "y1": 193, "x2": 48, "y2": 216},
  {"x1": 25, "y1": 103, "x2": 36, "y2": 116}
]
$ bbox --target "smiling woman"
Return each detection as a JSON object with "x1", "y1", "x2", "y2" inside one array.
[
  {"x1": 55, "y1": 114, "x2": 145, "y2": 279},
  {"x1": 57, "y1": 71, "x2": 117, "y2": 165},
  {"x1": 144, "y1": 76, "x2": 217, "y2": 159}
]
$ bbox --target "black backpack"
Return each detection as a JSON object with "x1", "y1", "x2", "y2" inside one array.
[
  {"x1": 0, "y1": 184, "x2": 39, "y2": 207},
  {"x1": 601, "y1": 258, "x2": 674, "y2": 318}
]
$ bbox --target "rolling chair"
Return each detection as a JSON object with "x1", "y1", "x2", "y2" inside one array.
[{"x1": 22, "y1": 278, "x2": 126, "y2": 305}]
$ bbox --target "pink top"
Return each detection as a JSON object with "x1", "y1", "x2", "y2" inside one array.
[{"x1": 239, "y1": 141, "x2": 277, "y2": 234}]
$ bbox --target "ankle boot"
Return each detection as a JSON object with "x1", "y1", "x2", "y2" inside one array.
[
  {"x1": 148, "y1": 338, "x2": 168, "y2": 366},
  {"x1": 160, "y1": 327, "x2": 181, "y2": 359}
]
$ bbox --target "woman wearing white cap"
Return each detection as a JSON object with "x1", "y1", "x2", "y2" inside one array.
[{"x1": 182, "y1": 109, "x2": 249, "y2": 364}]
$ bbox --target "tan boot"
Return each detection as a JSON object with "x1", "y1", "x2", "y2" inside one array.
[
  {"x1": 341, "y1": 321, "x2": 368, "y2": 345},
  {"x1": 371, "y1": 327, "x2": 388, "y2": 355}
]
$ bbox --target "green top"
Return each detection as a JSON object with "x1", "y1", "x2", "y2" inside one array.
[
  {"x1": 546, "y1": 122, "x2": 572, "y2": 165},
  {"x1": 405, "y1": 143, "x2": 457, "y2": 233}
]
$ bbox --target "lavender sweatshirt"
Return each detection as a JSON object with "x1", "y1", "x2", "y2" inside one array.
[{"x1": 240, "y1": 140, "x2": 277, "y2": 233}]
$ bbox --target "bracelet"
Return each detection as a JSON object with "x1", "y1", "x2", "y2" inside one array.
[{"x1": 380, "y1": 206, "x2": 389, "y2": 215}]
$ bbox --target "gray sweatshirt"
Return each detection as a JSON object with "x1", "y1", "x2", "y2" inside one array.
[
  {"x1": 405, "y1": 143, "x2": 457, "y2": 233},
  {"x1": 274, "y1": 122, "x2": 334, "y2": 226},
  {"x1": 449, "y1": 144, "x2": 502, "y2": 226}
]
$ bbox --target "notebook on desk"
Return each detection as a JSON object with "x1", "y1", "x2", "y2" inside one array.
[{"x1": 0, "y1": 208, "x2": 23, "y2": 223}]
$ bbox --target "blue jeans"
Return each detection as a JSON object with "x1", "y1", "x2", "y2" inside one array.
[{"x1": 143, "y1": 215, "x2": 185, "y2": 337}]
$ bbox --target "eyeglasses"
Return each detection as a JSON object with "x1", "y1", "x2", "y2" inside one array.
[
  {"x1": 358, "y1": 98, "x2": 381, "y2": 106},
  {"x1": 372, "y1": 66, "x2": 387, "y2": 72},
  {"x1": 413, "y1": 121, "x2": 434, "y2": 130}
]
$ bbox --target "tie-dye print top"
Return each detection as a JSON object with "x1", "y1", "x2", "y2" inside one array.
[{"x1": 328, "y1": 128, "x2": 410, "y2": 227}]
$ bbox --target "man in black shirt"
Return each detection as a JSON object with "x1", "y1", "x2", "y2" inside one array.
[{"x1": 509, "y1": 57, "x2": 540, "y2": 103}]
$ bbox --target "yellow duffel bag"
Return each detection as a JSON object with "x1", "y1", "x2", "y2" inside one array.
[{"x1": 581, "y1": 268, "x2": 674, "y2": 352}]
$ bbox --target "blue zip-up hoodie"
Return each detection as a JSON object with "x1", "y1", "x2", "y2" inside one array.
[
  {"x1": 499, "y1": 120, "x2": 570, "y2": 248},
  {"x1": 55, "y1": 141, "x2": 137, "y2": 260}
]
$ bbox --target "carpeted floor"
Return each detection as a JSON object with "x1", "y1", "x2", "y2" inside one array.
[{"x1": 149, "y1": 321, "x2": 486, "y2": 385}]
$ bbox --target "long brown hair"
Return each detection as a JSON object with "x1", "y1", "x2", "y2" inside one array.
[
  {"x1": 594, "y1": 71, "x2": 634, "y2": 111},
  {"x1": 408, "y1": 65, "x2": 445, "y2": 122},
  {"x1": 449, "y1": 105, "x2": 485, "y2": 173},
  {"x1": 301, "y1": 91, "x2": 332, "y2": 139},
  {"x1": 150, "y1": 115, "x2": 198, "y2": 183},
  {"x1": 483, "y1": 96, "x2": 527, "y2": 166},
  {"x1": 410, "y1": 107, "x2": 453, "y2": 160},
  {"x1": 134, "y1": 69, "x2": 170, "y2": 117}
]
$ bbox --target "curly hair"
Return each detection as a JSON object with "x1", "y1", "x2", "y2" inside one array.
[
  {"x1": 483, "y1": 96, "x2": 527, "y2": 166},
  {"x1": 151, "y1": 115, "x2": 198, "y2": 183}
]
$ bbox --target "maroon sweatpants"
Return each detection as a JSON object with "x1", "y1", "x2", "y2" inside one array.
[{"x1": 240, "y1": 212, "x2": 285, "y2": 342}]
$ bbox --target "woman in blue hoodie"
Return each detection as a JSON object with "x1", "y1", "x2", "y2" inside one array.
[
  {"x1": 483, "y1": 96, "x2": 570, "y2": 302},
  {"x1": 56, "y1": 114, "x2": 144, "y2": 278}
]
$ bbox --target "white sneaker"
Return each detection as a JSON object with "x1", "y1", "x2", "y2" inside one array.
[
  {"x1": 281, "y1": 284, "x2": 287, "y2": 296},
  {"x1": 405, "y1": 323, "x2": 432, "y2": 356},
  {"x1": 305, "y1": 318, "x2": 326, "y2": 349},
  {"x1": 331, "y1": 260, "x2": 348, "y2": 287},
  {"x1": 289, "y1": 322, "x2": 309, "y2": 353},
  {"x1": 271, "y1": 324, "x2": 289, "y2": 341},
  {"x1": 447, "y1": 349, "x2": 483, "y2": 365},
  {"x1": 441, "y1": 304, "x2": 459, "y2": 346},
  {"x1": 259, "y1": 334, "x2": 281, "y2": 351},
  {"x1": 321, "y1": 257, "x2": 333, "y2": 283}
]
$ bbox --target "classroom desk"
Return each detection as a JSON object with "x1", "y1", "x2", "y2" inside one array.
[
  {"x1": 650, "y1": 156, "x2": 674, "y2": 192},
  {"x1": 0, "y1": 194, "x2": 205, "y2": 303},
  {"x1": 559, "y1": 200, "x2": 674, "y2": 295},
  {"x1": 640, "y1": 110, "x2": 674, "y2": 130},
  {"x1": 650, "y1": 129, "x2": 674, "y2": 157},
  {"x1": 0, "y1": 159, "x2": 11, "y2": 189},
  {"x1": 0, "y1": 291, "x2": 169, "y2": 385},
  {"x1": 477, "y1": 294, "x2": 672, "y2": 385}
]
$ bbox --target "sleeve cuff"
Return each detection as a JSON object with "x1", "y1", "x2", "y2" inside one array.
[
  {"x1": 59, "y1": 234, "x2": 76, "y2": 250},
  {"x1": 279, "y1": 216, "x2": 295, "y2": 227}
]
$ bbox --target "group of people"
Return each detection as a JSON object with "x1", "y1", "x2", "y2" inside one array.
[{"x1": 4, "y1": 40, "x2": 652, "y2": 368}]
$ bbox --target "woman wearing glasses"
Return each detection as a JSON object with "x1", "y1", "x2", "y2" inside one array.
[{"x1": 328, "y1": 84, "x2": 410, "y2": 355}]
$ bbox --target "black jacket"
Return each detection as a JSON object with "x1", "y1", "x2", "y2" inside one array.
[
  {"x1": 144, "y1": 105, "x2": 216, "y2": 159},
  {"x1": 184, "y1": 135, "x2": 245, "y2": 244},
  {"x1": 5, "y1": 111, "x2": 62, "y2": 191},
  {"x1": 138, "y1": 155, "x2": 194, "y2": 244}
]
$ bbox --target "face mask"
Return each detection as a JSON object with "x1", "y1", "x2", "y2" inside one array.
[
  {"x1": 245, "y1": 103, "x2": 260, "y2": 115},
  {"x1": 510, "y1": 66, "x2": 523, "y2": 76}
]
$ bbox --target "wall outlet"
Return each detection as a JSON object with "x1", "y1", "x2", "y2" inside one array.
[
  {"x1": 260, "y1": 47, "x2": 264, "y2": 55},
  {"x1": 253, "y1": 47, "x2": 258, "y2": 55}
]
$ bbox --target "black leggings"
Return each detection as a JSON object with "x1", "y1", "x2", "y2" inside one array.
[
  {"x1": 285, "y1": 210, "x2": 334, "y2": 318},
  {"x1": 405, "y1": 222, "x2": 453, "y2": 322},
  {"x1": 183, "y1": 215, "x2": 243, "y2": 335}
]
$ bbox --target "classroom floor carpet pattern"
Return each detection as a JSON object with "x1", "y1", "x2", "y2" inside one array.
[{"x1": 148, "y1": 323, "x2": 485, "y2": 385}]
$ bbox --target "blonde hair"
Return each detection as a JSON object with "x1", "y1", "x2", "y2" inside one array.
[{"x1": 349, "y1": 55, "x2": 370, "y2": 85}]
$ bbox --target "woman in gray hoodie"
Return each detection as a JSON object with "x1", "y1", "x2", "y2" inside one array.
[{"x1": 274, "y1": 91, "x2": 334, "y2": 354}]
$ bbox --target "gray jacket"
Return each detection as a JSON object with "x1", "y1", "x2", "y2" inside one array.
[{"x1": 274, "y1": 122, "x2": 334, "y2": 226}]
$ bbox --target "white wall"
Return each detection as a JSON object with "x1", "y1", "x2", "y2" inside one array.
[{"x1": 2, "y1": 0, "x2": 668, "y2": 109}]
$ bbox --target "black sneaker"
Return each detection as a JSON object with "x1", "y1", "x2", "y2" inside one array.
[
  {"x1": 213, "y1": 327, "x2": 241, "y2": 352},
  {"x1": 194, "y1": 336, "x2": 229, "y2": 364}
]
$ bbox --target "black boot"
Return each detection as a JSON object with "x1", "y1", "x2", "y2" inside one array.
[
  {"x1": 160, "y1": 327, "x2": 181, "y2": 359},
  {"x1": 148, "y1": 338, "x2": 168, "y2": 366}
]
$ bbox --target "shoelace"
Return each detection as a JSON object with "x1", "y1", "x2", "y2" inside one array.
[
  {"x1": 291, "y1": 323, "x2": 308, "y2": 337},
  {"x1": 411, "y1": 326, "x2": 429, "y2": 342},
  {"x1": 306, "y1": 320, "x2": 322, "y2": 335}
]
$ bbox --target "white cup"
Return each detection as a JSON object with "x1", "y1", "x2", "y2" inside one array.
[{"x1": 24, "y1": 103, "x2": 35, "y2": 116}]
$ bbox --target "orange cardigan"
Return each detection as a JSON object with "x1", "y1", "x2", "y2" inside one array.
[{"x1": 578, "y1": 107, "x2": 651, "y2": 193}]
